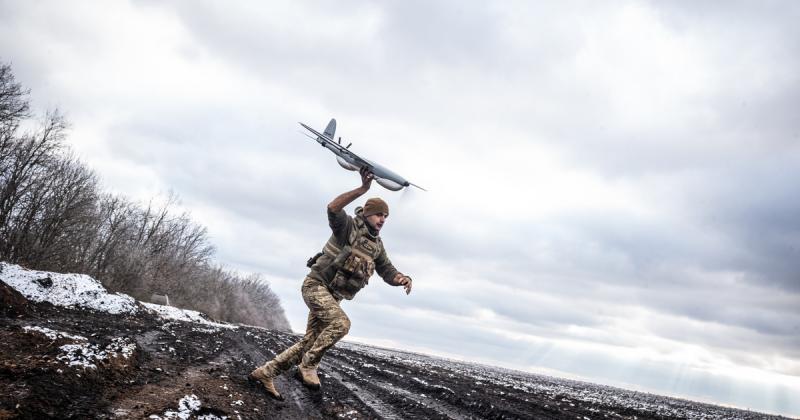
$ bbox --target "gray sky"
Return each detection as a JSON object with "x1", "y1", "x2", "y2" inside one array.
[{"x1": 2, "y1": 0, "x2": 799, "y2": 415}]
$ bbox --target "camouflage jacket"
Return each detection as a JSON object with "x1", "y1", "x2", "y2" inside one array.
[{"x1": 308, "y1": 206, "x2": 399, "y2": 300}]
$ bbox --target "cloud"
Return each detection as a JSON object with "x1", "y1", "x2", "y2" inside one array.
[{"x1": 2, "y1": 0, "x2": 799, "y2": 415}]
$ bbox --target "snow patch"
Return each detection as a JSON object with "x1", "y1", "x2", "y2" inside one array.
[
  {"x1": 59, "y1": 343, "x2": 105, "y2": 369},
  {"x1": 3, "y1": 262, "x2": 237, "y2": 331},
  {"x1": 107, "y1": 337, "x2": 137, "y2": 359},
  {"x1": 1, "y1": 262, "x2": 137, "y2": 314},
  {"x1": 23, "y1": 325, "x2": 87, "y2": 341},
  {"x1": 149, "y1": 395, "x2": 227, "y2": 420},
  {"x1": 143, "y1": 302, "x2": 237, "y2": 330},
  {"x1": 23, "y1": 324, "x2": 136, "y2": 369},
  {"x1": 57, "y1": 337, "x2": 137, "y2": 369}
]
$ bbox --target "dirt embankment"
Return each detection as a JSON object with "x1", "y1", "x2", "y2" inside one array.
[{"x1": 0, "y1": 279, "x2": 789, "y2": 420}]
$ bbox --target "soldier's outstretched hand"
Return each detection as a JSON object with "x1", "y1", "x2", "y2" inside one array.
[
  {"x1": 395, "y1": 274, "x2": 412, "y2": 295},
  {"x1": 360, "y1": 166, "x2": 374, "y2": 189}
]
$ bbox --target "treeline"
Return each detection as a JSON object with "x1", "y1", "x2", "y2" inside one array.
[{"x1": 0, "y1": 62, "x2": 289, "y2": 330}]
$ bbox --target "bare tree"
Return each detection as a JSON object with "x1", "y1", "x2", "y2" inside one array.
[
  {"x1": 84, "y1": 194, "x2": 136, "y2": 283},
  {"x1": 0, "y1": 112, "x2": 67, "y2": 260},
  {"x1": 0, "y1": 63, "x2": 30, "y2": 125},
  {"x1": 23, "y1": 153, "x2": 98, "y2": 271},
  {"x1": 0, "y1": 62, "x2": 30, "y2": 158}
]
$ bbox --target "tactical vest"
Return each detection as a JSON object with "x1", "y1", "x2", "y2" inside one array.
[{"x1": 320, "y1": 216, "x2": 382, "y2": 300}]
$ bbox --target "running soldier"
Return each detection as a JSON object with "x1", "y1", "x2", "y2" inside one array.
[{"x1": 249, "y1": 167, "x2": 413, "y2": 399}]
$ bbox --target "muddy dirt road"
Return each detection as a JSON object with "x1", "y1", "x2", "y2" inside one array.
[{"x1": 1, "y1": 289, "x2": 788, "y2": 419}]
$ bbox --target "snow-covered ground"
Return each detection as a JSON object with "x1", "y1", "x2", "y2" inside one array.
[
  {"x1": 22, "y1": 325, "x2": 87, "y2": 341},
  {"x1": 22, "y1": 325, "x2": 137, "y2": 369},
  {"x1": 1, "y1": 262, "x2": 138, "y2": 314},
  {"x1": 147, "y1": 394, "x2": 229, "y2": 420},
  {"x1": 142, "y1": 302, "x2": 237, "y2": 330},
  {"x1": 1, "y1": 262, "x2": 235, "y2": 329}
]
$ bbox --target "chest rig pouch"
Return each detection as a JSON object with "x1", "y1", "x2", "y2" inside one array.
[{"x1": 328, "y1": 218, "x2": 380, "y2": 300}]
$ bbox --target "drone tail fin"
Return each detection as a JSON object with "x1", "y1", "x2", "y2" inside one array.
[{"x1": 323, "y1": 118, "x2": 336, "y2": 140}]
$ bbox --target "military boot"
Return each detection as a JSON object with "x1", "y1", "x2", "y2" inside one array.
[
  {"x1": 249, "y1": 365, "x2": 284, "y2": 400},
  {"x1": 296, "y1": 366, "x2": 321, "y2": 390}
]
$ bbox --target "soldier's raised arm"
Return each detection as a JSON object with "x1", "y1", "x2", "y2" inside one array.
[
  {"x1": 327, "y1": 167, "x2": 373, "y2": 241},
  {"x1": 328, "y1": 167, "x2": 373, "y2": 213}
]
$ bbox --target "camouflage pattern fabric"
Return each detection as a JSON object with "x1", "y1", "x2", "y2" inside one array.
[
  {"x1": 262, "y1": 276, "x2": 351, "y2": 375},
  {"x1": 328, "y1": 239, "x2": 378, "y2": 300},
  {"x1": 308, "y1": 207, "x2": 399, "y2": 298}
]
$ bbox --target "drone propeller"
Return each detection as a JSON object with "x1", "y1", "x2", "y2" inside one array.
[{"x1": 409, "y1": 182, "x2": 428, "y2": 191}]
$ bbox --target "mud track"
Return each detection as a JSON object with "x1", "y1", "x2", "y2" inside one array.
[{"x1": 0, "y1": 299, "x2": 788, "y2": 419}]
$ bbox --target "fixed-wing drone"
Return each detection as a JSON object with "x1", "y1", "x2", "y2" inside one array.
[{"x1": 299, "y1": 119, "x2": 426, "y2": 191}]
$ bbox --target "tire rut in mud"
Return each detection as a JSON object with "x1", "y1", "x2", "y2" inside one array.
[
  {"x1": 320, "y1": 361, "x2": 406, "y2": 420},
  {"x1": 328, "y1": 345, "x2": 596, "y2": 420}
]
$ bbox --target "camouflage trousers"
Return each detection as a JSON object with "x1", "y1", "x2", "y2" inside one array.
[{"x1": 262, "y1": 276, "x2": 351, "y2": 376}]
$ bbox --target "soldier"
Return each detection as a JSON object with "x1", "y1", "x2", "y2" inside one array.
[{"x1": 249, "y1": 167, "x2": 413, "y2": 400}]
